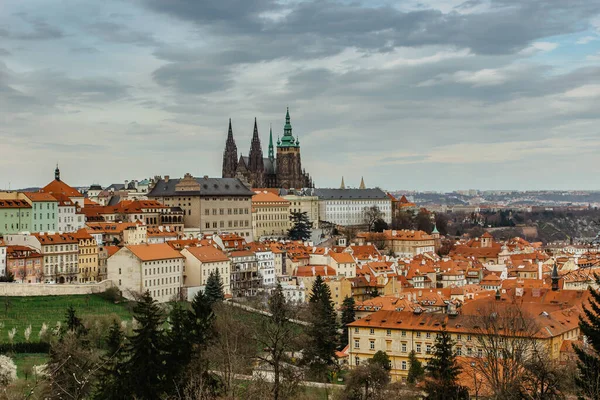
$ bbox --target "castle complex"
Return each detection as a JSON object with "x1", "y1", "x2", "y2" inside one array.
[{"x1": 222, "y1": 108, "x2": 313, "y2": 189}]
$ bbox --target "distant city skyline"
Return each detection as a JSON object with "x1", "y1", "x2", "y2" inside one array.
[{"x1": 1, "y1": 0, "x2": 600, "y2": 191}]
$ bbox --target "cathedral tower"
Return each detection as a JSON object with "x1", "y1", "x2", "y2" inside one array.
[
  {"x1": 222, "y1": 119, "x2": 238, "y2": 178},
  {"x1": 248, "y1": 118, "x2": 264, "y2": 187},
  {"x1": 276, "y1": 108, "x2": 307, "y2": 189}
]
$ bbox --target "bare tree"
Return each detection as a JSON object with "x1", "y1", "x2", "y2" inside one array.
[
  {"x1": 363, "y1": 206, "x2": 384, "y2": 232},
  {"x1": 469, "y1": 302, "x2": 542, "y2": 400},
  {"x1": 209, "y1": 303, "x2": 257, "y2": 399}
]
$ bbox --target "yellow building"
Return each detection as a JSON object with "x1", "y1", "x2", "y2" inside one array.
[
  {"x1": 74, "y1": 228, "x2": 99, "y2": 283},
  {"x1": 252, "y1": 190, "x2": 290, "y2": 239},
  {"x1": 323, "y1": 276, "x2": 352, "y2": 308},
  {"x1": 347, "y1": 290, "x2": 581, "y2": 383}
]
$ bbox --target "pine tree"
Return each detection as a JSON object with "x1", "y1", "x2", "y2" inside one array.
[
  {"x1": 93, "y1": 320, "x2": 127, "y2": 400},
  {"x1": 188, "y1": 290, "x2": 215, "y2": 346},
  {"x1": 407, "y1": 350, "x2": 424, "y2": 385},
  {"x1": 124, "y1": 291, "x2": 167, "y2": 399},
  {"x1": 424, "y1": 327, "x2": 468, "y2": 400},
  {"x1": 164, "y1": 303, "x2": 194, "y2": 391},
  {"x1": 340, "y1": 296, "x2": 356, "y2": 349},
  {"x1": 370, "y1": 350, "x2": 391, "y2": 372},
  {"x1": 574, "y1": 273, "x2": 600, "y2": 399},
  {"x1": 205, "y1": 270, "x2": 225, "y2": 307},
  {"x1": 304, "y1": 275, "x2": 338, "y2": 382},
  {"x1": 64, "y1": 305, "x2": 86, "y2": 335},
  {"x1": 288, "y1": 211, "x2": 313, "y2": 241}
]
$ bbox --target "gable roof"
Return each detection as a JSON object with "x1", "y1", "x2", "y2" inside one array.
[
  {"x1": 148, "y1": 177, "x2": 254, "y2": 197},
  {"x1": 314, "y1": 188, "x2": 389, "y2": 200},
  {"x1": 126, "y1": 243, "x2": 184, "y2": 261},
  {"x1": 41, "y1": 180, "x2": 83, "y2": 198},
  {"x1": 185, "y1": 246, "x2": 230, "y2": 263}
]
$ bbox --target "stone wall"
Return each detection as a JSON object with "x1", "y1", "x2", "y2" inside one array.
[{"x1": 0, "y1": 280, "x2": 114, "y2": 296}]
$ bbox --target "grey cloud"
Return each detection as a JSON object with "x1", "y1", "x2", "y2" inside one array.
[
  {"x1": 0, "y1": 48, "x2": 11, "y2": 56},
  {"x1": 142, "y1": 0, "x2": 600, "y2": 57},
  {"x1": 87, "y1": 22, "x2": 158, "y2": 46},
  {"x1": 152, "y1": 62, "x2": 233, "y2": 94},
  {"x1": 70, "y1": 46, "x2": 99, "y2": 54},
  {"x1": 1, "y1": 14, "x2": 64, "y2": 40}
]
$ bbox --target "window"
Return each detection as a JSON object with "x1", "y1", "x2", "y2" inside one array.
[
  {"x1": 416, "y1": 332, "x2": 421, "y2": 338},
  {"x1": 354, "y1": 339, "x2": 360, "y2": 349},
  {"x1": 401, "y1": 361, "x2": 407, "y2": 370},
  {"x1": 416, "y1": 343, "x2": 421, "y2": 353},
  {"x1": 401, "y1": 330, "x2": 406, "y2": 337},
  {"x1": 386, "y1": 329, "x2": 391, "y2": 336},
  {"x1": 426, "y1": 332, "x2": 431, "y2": 339},
  {"x1": 477, "y1": 348, "x2": 483, "y2": 358},
  {"x1": 467, "y1": 335, "x2": 472, "y2": 341},
  {"x1": 369, "y1": 341, "x2": 375, "y2": 350},
  {"x1": 426, "y1": 344, "x2": 432, "y2": 354},
  {"x1": 456, "y1": 334, "x2": 462, "y2": 341},
  {"x1": 456, "y1": 347, "x2": 462, "y2": 356},
  {"x1": 370, "y1": 328, "x2": 374, "y2": 335},
  {"x1": 467, "y1": 347, "x2": 472, "y2": 356},
  {"x1": 401, "y1": 343, "x2": 407, "y2": 353},
  {"x1": 354, "y1": 327, "x2": 359, "y2": 334}
]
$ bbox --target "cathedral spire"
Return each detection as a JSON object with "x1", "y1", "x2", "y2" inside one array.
[
  {"x1": 222, "y1": 118, "x2": 238, "y2": 178},
  {"x1": 340, "y1": 176, "x2": 345, "y2": 189},
  {"x1": 248, "y1": 118, "x2": 264, "y2": 174},
  {"x1": 279, "y1": 107, "x2": 297, "y2": 148},
  {"x1": 359, "y1": 176, "x2": 366, "y2": 189},
  {"x1": 55, "y1": 163, "x2": 60, "y2": 181},
  {"x1": 268, "y1": 124, "x2": 274, "y2": 162}
]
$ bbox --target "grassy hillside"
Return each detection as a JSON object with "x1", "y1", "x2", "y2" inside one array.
[{"x1": 0, "y1": 294, "x2": 133, "y2": 343}]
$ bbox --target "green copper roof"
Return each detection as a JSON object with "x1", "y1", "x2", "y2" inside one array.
[
  {"x1": 432, "y1": 224, "x2": 439, "y2": 234},
  {"x1": 278, "y1": 107, "x2": 299, "y2": 148}
]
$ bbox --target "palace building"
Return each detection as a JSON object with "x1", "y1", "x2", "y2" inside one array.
[{"x1": 222, "y1": 108, "x2": 313, "y2": 189}]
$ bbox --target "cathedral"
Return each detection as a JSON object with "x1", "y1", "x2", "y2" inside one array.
[{"x1": 222, "y1": 108, "x2": 313, "y2": 189}]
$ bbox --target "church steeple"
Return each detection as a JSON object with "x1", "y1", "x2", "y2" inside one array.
[
  {"x1": 248, "y1": 118, "x2": 264, "y2": 174},
  {"x1": 359, "y1": 176, "x2": 366, "y2": 189},
  {"x1": 268, "y1": 124, "x2": 274, "y2": 162},
  {"x1": 222, "y1": 118, "x2": 238, "y2": 178},
  {"x1": 278, "y1": 107, "x2": 298, "y2": 148},
  {"x1": 55, "y1": 164, "x2": 60, "y2": 181},
  {"x1": 340, "y1": 176, "x2": 345, "y2": 189}
]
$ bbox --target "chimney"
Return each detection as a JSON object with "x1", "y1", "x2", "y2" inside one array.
[
  {"x1": 418, "y1": 290, "x2": 422, "y2": 297},
  {"x1": 164, "y1": 176, "x2": 170, "y2": 183},
  {"x1": 311, "y1": 266, "x2": 316, "y2": 276},
  {"x1": 204, "y1": 175, "x2": 209, "y2": 180},
  {"x1": 538, "y1": 261, "x2": 543, "y2": 280}
]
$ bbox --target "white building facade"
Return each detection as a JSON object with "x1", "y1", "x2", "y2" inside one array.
[{"x1": 315, "y1": 188, "x2": 392, "y2": 226}]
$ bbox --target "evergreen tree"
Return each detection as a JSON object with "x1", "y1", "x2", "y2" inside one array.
[
  {"x1": 369, "y1": 350, "x2": 391, "y2": 372},
  {"x1": 407, "y1": 350, "x2": 424, "y2": 385},
  {"x1": 93, "y1": 320, "x2": 127, "y2": 400},
  {"x1": 124, "y1": 291, "x2": 167, "y2": 399},
  {"x1": 288, "y1": 211, "x2": 313, "y2": 241},
  {"x1": 340, "y1": 296, "x2": 356, "y2": 349},
  {"x1": 424, "y1": 327, "x2": 468, "y2": 400},
  {"x1": 205, "y1": 270, "x2": 225, "y2": 307},
  {"x1": 304, "y1": 275, "x2": 338, "y2": 381},
  {"x1": 64, "y1": 305, "x2": 87, "y2": 336},
  {"x1": 188, "y1": 290, "x2": 215, "y2": 345},
  {"x1": 164, "y1": 303, "x2": 194, "y2": 391},
  {"x1": 574, "y1": 273, "x2": 600, "y2": 399}
]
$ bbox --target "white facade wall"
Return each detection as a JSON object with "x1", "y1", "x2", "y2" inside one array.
[
  {"x1": 319, "y1": 198, "x2": 392, "y2": 226},
  {"x1": 0, "y1": 244, "x2": 6, "y2": 276},
  {"x1": 256, "y1": 250, "x2": 276, "y2": 287},
  {"x1": 57, "y1": 205, "x2": 82, "y2": 233}
]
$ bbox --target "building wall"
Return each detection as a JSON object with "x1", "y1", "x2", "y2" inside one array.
[
  {"x1": 0, "y1": 245, "x2": 6, "y2": 276},
  {"x1": 0, "y1": 206, "x2": 32, "y2": 234},
  {"x1": 31, "y1": 201, "x2": 57, "y2": 232},
  {"x1": 77, "y1": 237, "x2": 99, "y2": 283},
  {"x1": 0, "y1": 280, "x2": 114, "y2": 296},
  {"x1": 107, "y1": 248, "x2": 143, "y2": 297},
  {"x1": 319, "y1": 199, "x2": 392, "y2": 226},
  {"x1": 253, "y1": 202, "x2": 290, "y2": 239},
  {"x1": 180, "y1": 249, "x2": 231, "y2": 293},
  {"x1": 284, "y1": 195, "x2": 320, "y2": 229}
]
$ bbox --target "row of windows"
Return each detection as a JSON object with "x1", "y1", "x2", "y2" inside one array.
[
  {"x1": 143, "y1": 264, "x2": 181, "y2": 275},
  {"x1": 145, "y1": 276, "x2": 180, "y2": 286},
  {"x1": 33, "y1": 213, "x2": 54, "y2": 220},
  {"x1": 354, "y1": 328, "x2": 472, "y2": 342},
  {"x1": 205, "y1": 208, "x2": 250, "y2": 215},
  {"x1": 255, "y1": 214, "x2": 288, "y2": 221},
  {"x1": 164, "y1": 197, "x2": 249, "y2": 202},
  {"x1": 205, "y1": 220, "x2": 249, "y2": 229}
]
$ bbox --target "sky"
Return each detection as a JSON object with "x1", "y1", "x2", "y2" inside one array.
[{"x1": 1, "y1": 0, "x2": 600, "y2": 192}]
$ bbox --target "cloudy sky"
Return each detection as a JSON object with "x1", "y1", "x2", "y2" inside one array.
[{"x1": 1, "y1": 0, "x2": 600, "y2": 192}]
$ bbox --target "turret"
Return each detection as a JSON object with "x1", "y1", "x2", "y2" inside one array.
[
  {"x1": 359, "y1": 176, "x2": 366, "y2": 189},
  {"x1": 55, "y1": 164, "x2": 60, "y2": 181},
  {"x1": 248, "y1": 118, "x2": 264, "y2": 173},
  {"x1": 340, "y1": 176, "x2": 346, "y2": 189}
]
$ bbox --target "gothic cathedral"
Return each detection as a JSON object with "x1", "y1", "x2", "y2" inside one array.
[{"x1": 222, "y1": 108, "x2": 313, "y2": 189}]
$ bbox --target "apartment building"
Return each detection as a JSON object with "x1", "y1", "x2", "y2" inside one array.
[
  {"x1": 73, "y1": 228, "x2": 99, "y2": 283},
  {"x1": 108, "y1": 243, "x2": 184, "y2": 303},
  {"x1": 6, "y1": 245, "x2": 43, "y2": 283},
  {"x1": 148, "y1": 174, "x2": 254, "y2": 239},
  {"x1": 281, "y1": 188, "x2": 320, "y2": 229},
  {"x1": 314, "y1": 188, "x2": 392, "y2": 226},
  {"x1": 251, "y1": 190, "x2": 290, "y2": 239},
  {"x1": 180, "y1": 245, "x2": 231, "y2": 293},
  {"x1": 230, "y1": 250, "x2": 260, "y2": 297}
]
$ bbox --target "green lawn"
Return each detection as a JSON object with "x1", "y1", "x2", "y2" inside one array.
[
  {"x1": 11, "y1": 353, "x2": 49, "y2": 380},
  {"x1": 0, "y1": 294, "x2": 133, "y2": 343}
]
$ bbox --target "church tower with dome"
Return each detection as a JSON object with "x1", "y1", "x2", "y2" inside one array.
[{"x1": 221, "y1": 108, "x2": 313, "y2": 189}]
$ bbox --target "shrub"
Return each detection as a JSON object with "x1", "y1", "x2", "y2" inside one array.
[{"x1": 0, "y1": 355, "x2": 17, "y2": 386}]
